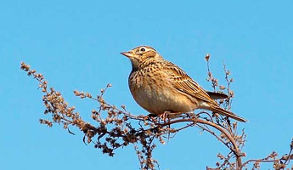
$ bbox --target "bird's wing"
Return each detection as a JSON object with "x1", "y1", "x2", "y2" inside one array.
[{"x1": 163, "y1": 61, "x2": 217, "y2": 105}]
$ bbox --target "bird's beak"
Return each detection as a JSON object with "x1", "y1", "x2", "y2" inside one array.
[{"x1": 121, "y1": 51, "x2": 134, "y2": 58}]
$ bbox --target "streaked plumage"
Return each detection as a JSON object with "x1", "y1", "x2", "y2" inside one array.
[{"x1": 121, "y1": 46, "x2": 246, "y2": 122}]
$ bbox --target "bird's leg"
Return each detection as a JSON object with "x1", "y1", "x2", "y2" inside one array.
[
  {"x1": 160, "y1": 111, "x2": 172, "y2": 141},
  {"x1": 166, "y1": 112, "x2": 185, "y2": 119},
  {"x1": 159, "y1": 111, "x2": 171, "y2": 123}
]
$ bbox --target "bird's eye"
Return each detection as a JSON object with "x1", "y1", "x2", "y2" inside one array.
[{"x1": 140, "y1": 48, "x2": 145, "y2": 52}]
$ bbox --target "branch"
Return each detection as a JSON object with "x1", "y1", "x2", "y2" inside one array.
[{"x1": 157, "y1": 118, "x2": 244, "y2": 169}]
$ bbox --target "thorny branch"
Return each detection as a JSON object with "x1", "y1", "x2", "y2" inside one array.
[{"x1": 21, "y1": 54, "x2": 293, "y2": 170}]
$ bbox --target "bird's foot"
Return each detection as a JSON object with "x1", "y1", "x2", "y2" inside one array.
[{"x1": 159, "y1": 111, "x2": 171, "y2": 123}]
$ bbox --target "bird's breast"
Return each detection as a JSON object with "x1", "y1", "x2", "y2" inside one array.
[{"x1": 128, "y1": 70, "x2": 196, "y2": 115}]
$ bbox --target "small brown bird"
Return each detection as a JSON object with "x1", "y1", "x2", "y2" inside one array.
[{"x1": 121, "y1": 46, "x2": 246, "y2": 122}]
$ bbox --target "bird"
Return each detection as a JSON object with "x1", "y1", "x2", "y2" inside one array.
[{"x1": 121, "y1": 46, "x2": 246, "y2": 122}]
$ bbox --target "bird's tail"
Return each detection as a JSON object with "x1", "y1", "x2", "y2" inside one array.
[
  {"x1": 211, "y1": 106, "x2": 246, "y2": 122},
  {"x1": 206, "y1": 91, "x2": 228, "y2": 100}
]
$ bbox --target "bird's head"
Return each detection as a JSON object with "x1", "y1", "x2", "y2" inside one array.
[{"x1": 121, "y1": 46, "x2": 163, "y2": 70}]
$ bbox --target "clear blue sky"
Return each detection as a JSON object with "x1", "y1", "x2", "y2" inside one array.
[{"x1": 1, "y1": 0, "x2": 292, "y2": 169}]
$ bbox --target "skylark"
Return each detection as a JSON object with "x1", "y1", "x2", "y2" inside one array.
[{"x1": 121, "y1": 46, "x2": 246, "y2": 122}]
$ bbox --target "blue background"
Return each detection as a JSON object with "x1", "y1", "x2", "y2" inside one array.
[{"x1": 1, "y1": 0, "x2": 292, "y2": 169}]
